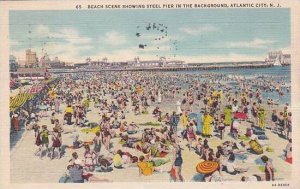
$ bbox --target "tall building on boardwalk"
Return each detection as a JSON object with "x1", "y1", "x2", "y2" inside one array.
[
  {"x1": 9, "y1": 55, "x2": 18, "y2": 72},
  {"x1": 25, "y1": 49, "x2": 38, "y2": 67}
]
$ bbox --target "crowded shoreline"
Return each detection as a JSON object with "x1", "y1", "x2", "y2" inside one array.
[{"x1": 10, "y1": 68, "x2": 292, "y2": 183}]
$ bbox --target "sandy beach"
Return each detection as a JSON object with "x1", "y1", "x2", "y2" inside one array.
[{"x1": 10, "y1": 71, "x2": 292, "y2": 183}]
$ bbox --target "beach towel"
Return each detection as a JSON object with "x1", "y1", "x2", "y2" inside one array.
[
  {"x1": 257, "y1": 135, "x2": 268, "y2": 140},
  {"x1": 233, "y1": 112, "x2": 247, "y2": 120},
  {"x1": 252, "y1": 127, "x2": 265, "y2": 135},
  {"x1": 159, "y1": 152, "x2": 168, "y2": 158},
  {"x1": 136, "y1": 145, "x2": 168, "y2": 157},
  {"x1": 191, "y1": 173, "x2": 205, "y2": 182}
]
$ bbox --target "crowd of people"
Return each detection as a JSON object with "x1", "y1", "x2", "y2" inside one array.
[{"x1": 10, "y1": 71, "x2": 292, "y2": 183}]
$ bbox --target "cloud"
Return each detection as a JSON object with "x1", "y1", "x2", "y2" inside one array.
[
  {"x1": 35, "y1": 25, "x2": 51, "y2": 37},
  {"x1": 13, "y1": 25, "x2": 93, "y2": 62},
  {"x1": 226, "y1": 38, "x2": 275, "y2": 49},
  {"x1": 12, "y1": 25, "x2": 278, "y2": 64},
  {"x1": 279, "y1": 47, "x2": 291, "y2": 54},
  {"x1": 59, "y1": 28, "x2": 92, "y2": 45},
  {"x1": 102, "y1": 31, "x2": 127, "y2": 46},
  {"x1": 34, "y1": 25, "x2": 92, "y2": 45},
  {"x1": 179, "y1": 25, "x2": 218, "y2": 36}
]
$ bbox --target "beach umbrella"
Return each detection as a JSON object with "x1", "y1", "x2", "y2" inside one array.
[{"x1": 196, "y1": 161, "x2": 219, "y2": 174}]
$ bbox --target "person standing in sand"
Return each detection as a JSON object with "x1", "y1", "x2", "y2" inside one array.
[
  {"x1": 54, "y1": 97, "x2": 60, "y2": 113},
  {"x1": 223, "y1": 105, "x2": 232, "y2": 126},
  {"x1": 285, "y1": 139, "x2": 292, "y2": 164},
  {"x1": 34, "y1": 125, "x2": 42, "y2": 156},
  {"x1": 176, "y1": 100, "x2": 182, "y2": 114},
  {"x1": 51, "y1": 128, "x2": 62, "y2": 159},
  {"x1": 251, "y1": 102, "x2": 258, "y2": 126},
  {"x1": 261, "y1": 155, "x2": 275, "y2": 181},
  {"x1": 182, "y1": 111, "x2": 188, "y2": 129},
  {"x1": 83, "y1": 145, "x2": 96, "y2": 172},
  {"x1": 12, "y1": 112, "x2": 20, "y2": 132},
  {"x1": 157, "y1": 90, "x2": 162, "y2": 104},
  {"x1": 93, "y1": 132, "x2": 102, "y2": 158},
  {"x1": 171, "y1": 142, "x2": 184, "y2": 182},
  {"x1": 286, "y1": 112, "x2": 292, "y2": 139},
  {"x1": 40, "y1": 125, "x2": 50, "y2": 159},
  {"x1": 187, "y1": 123, "x2": 197, "y2": 151},
  {"x1": 258, "y1": 108, "x2": 266, "y2": 129},
  {"x1": 170, "y1": 111, "x2": 180, "y2": 132},
  {"x1": 202, "y1": 112, "x2": 213, "y2": 137}
]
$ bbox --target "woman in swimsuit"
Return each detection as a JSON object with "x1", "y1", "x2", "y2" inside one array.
[
  {"x1": 187, "y1": 124, "x2": 196, "y2": 151},
  {"x1": 51, "y1": 128, "x2": 62, "y2": 159},
  {"x1": 34, "y1": 125, "x2": 42, "y2": 156},
  {"x1": 102, "y1": 125, "x2": 112, "y2": 152},
  {"x1": 172, "y1": 142, "x2": 184, "y2": 182},
  {"x1": 84, "y1": 145, "x2": 96, "y2": 172},
  {"x1": 261, "y1": 155, "x2": 274, "y2": 181}
]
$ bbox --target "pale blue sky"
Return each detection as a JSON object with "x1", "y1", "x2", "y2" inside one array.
[{"x1": 9, "y1": 9, "x2": 290, "y2": 63}]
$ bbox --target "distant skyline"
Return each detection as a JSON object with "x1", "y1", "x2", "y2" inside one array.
[{"x1": 10, "y1": 9, "x2": 290, "y2": 63}]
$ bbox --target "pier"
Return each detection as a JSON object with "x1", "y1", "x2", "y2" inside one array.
[{"x1": 49, "y1": 62, "x2": 274, "y2": 74}]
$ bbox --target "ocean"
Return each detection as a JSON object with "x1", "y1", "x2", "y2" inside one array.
[{"x1": 172, "y1": 65, "x2": 291, "y2": 105}]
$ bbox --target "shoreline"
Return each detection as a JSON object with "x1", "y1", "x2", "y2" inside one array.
[{"x1": 49, "y1": 63, "x2": 276, "y2": 73}]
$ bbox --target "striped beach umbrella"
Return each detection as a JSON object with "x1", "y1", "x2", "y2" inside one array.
[{"x1": 196, "y1": 161, "x2": 219, "y2": 174}]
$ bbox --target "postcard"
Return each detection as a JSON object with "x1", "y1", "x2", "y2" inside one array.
[{"x1": 0, "y1": 0, "x2": 299, "y2": 189}]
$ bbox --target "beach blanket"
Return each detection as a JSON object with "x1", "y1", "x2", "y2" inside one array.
[
  {"x1": 159, "y1": 152, "x2": 168, "y2": 158},
  {"x1": 233, "y1": 112, "x2": 247, "y2": 120},
  {"x1": 257, "y1": 135, "x2": 268, "y2": 140},
  {"x1": 81, "y1": 127, "x2": 100, "y2": 134}
]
